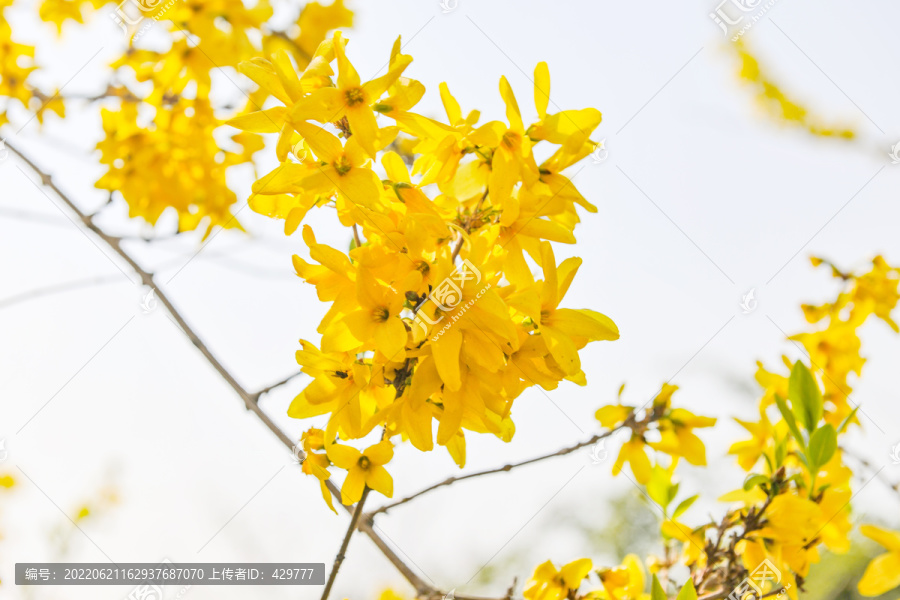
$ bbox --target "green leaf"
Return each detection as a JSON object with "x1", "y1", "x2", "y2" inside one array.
[
  {"x1": 743, "y1": 474, "x2": 769, "y2": 491},
  {"x1": 774, "y1": 435, "x2": 787, "y2": 468},
  {"x1": 676, "y1": 579, "x2": 698, "y2": 600},
  {"x1": 673, "y1": 494, "x2": 699, "y2": 519},
  {"x1": 668, "y1": 482, "x2": 680, "y2": 507},
  {"x1": 789, "y1": 361, "x2": 823, "y2": 431},
  {"x1": 837, "y1": 406, "x2": 860, "y2": 434},
  {"x1": 763, "y1": 451, "x2": 775, "y2": 473},
  {"x1": 786, "y1": 473, "x2": 805, "y2": 485},
  {"x1": 651, "y1": 574, "x2": 667, "y2": 600},
  {"x1": 647, "y1": 466, "x2": 673, "y2": 510},
  {"x1": 808, "y1": 424, "x2": 837, "y2": 470},
  {"x1": 774, "y1": 394, "x2": 806, "y2": 448}
]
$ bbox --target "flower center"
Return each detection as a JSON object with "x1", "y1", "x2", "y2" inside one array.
[
  {"x1": 372, "y1": 306, "x2": 390, "y2": 322},
  {"x1": 333, "y1": 155, "x2": 352, "y2": 176},
  {"x1": 345, "y1": 87, "x2": 365, "y2": 106},
  {"x1": 357, "y1": 456, "x2": 371, "y2": 470},
  {"x1": 502, "y1": 130, "x2": 521, "y2": 150}
]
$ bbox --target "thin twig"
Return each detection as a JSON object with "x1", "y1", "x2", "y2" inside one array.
[
  {"x1": 842, "y1": 447, "x2": 900, "y2": 496},
  {"x1": 365, "y1": 427, "x2": 624, "y2": 518},
  {"x1": 0, "y1": 275, "x2": 125, "y2": 310},
  {"x1": 6, "y1": 139, "x2": 436, "y2": 599},
  {"x1": 321, "y1": 486, "x2": 370, "y2": 600},
  {"x1": 352, "y1": 224, "x2": 362, "y2": 248},
  {"x1": 250, "y1": 370, "x2": 304, "y2": 401},
  {"x1": 266, "y1": 29, "x2": 313, "y2": 63},
  {"x1": 451, "y1": 189, "x2": 489, "y2": 263}
]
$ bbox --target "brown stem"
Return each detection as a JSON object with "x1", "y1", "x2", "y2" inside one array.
[
  {"x1": 451, "y1": 189, "x2": 489, "y2": 262},
  {"x1": 267, "y1": 29, "x2": 313, "y2": 63},
  {"x1": 6, "y1": 139, "x2": 435, "y2": 598},
  {"x1": 322, "y1": 486, "x2": 370, "y2": 600},
  {"x1": 365, "y1": 427, "x2": 623, "y2": 518},
  {"x1": 251, "y1": 370, "x2": 304, "y2": 401}
]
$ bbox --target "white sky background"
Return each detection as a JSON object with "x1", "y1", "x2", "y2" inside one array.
[{"x1": 2, "y1": 0, "x2": 900, "y2": 598}]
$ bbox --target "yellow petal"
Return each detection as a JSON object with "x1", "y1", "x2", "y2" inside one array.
[
  {"x1": 365, "y1": 464, "x2": 394, "y2": 498},
  {"x1": 374, "y1": 318, "x2": 408, "y2": 360},
  {"x1": 489, "y1": 146, "x2": 518, "y2": 212},
  {"x1": 548, "y1": 308, "x2": 619, "y2": 342},
  {"x1": 340, "y1": 468, "x2": 366, "y2": 505},
  {"x1": 559, "y1": 558, "x2": 592, "y2": 589},
  {"x1": 347, "y1": 104, "x2": 380, "y2": 157},
  {"x1": 335, "y1": 168, "x2": 383, "y2": 210},
  {"x1": 294, "y1": 121, "x2": 343, "y2": 162},
  {"x1": 364, "y1": 440, "x2": 394, "y2": 465},
  {"x1": 861, "y1": 525, "x2": 900, "y2": 553},
  {"x1": 327, "y1": 444, "x2": 361, "y2": 470},
  {"x1": 677, "y1": 430, "x2": 708, "y2": 466},
  {"x1": 595, "y1": 404, "x2": 632, "y2": 428},
  {"x1": 432, "y1": 326, "x2": 462, "y2": 391},
  {"x1": 534, "y1": 62, "x2": 550, "y2": 119},
  {"x1": 439, "y1": 81, "x2": 462, "y2": 123},
  {"x1": 319, "y1": 479, "x2": 338, "y2": 514},
  {"x1": 858, "y1": 552, "x2": 900, "y2": 596},
  {"x1": 226, "y1": 107, "x2": 287, "y2": 133},
  {"x1": 499, "y1": 75, "x2": 524, "y2": 132},
  {"x1": 382, "y1": 151, "x2": 410, "y2": 183}
]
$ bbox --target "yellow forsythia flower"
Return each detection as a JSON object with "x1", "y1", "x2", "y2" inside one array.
[{"x1": 858, "y1": 525, "x2": 900, "y2": 596}]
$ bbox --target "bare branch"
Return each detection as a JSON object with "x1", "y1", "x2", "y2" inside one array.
[
  {"x1": 6, "y1": 139, "x2": 437, "y2": 598},
  {"x1": 364, "y1": 427, "x2": 624, "y2": 519},
  {"x1": 264, "y1": 28, "x2": 313, "y2": 63},
  {"x1": 250, "y1": 370, "x2": 305, "y2": 402},
  {"x1": 0, "y1": 275, "x2": 124, "y2": 310},
  {"x1": 322, "y1": 486, "x2": 370, "y2": 600},
  {"x1": 0, "y1": 206, "x2": 69, "y2": 227},
  {"x1": 842, "y1": 446, "x2": 900, "y2": 497},
  {"x1": 451, "y1": 189, "x2": 488, "y2": 263}
]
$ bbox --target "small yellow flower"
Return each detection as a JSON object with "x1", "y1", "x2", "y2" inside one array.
[
  {"x1": 858, "y1": 525, "x2": 900, "y2": 596},
  {"x1": 612, "y1": 437, "x2": 652, "y2": 484},
  {"x1": 595, "y1": 404, "x2": 632, "y2": 429},
  {"x1": 327, "y1": 440, "x2": 394, "y2": 505},
  {"x1": 524, "y1": 558, "x2": 592, "y2": 600}
]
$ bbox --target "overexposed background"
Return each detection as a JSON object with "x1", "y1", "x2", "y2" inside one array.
[{"x1": 2, "y1": 0, "x2": 900, "y2": 599}]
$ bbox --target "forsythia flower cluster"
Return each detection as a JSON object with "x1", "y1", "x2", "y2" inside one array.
[
  {"x1": 734, "y1": 41, "x2": 855, "y2": 140},
  {"x1": 531, "y1": 256, "x2": 900, "y2": 600},
  {"x1": 0, "y1": 0, "x2": 352, "y2": 237},
  {"x1": 228, "y1": 32, "x2": 619, "y2": 508}
]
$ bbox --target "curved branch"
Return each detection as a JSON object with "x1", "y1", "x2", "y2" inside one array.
[
  {"x1": 6, "y1": 139, "x2": 436, "y2": 598},
  {"x1": 251, "y1": 370, "x2": 305, "y2": 401},
  {"x1": 0, "y1": 275, "x2": 124, "y2": 310},
  {"x1": 365, "y1": 426, "x2": 625, "y2": 519},
  {"x1": 322, "y1": 486, "x2": 370, "y2": 600}
]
